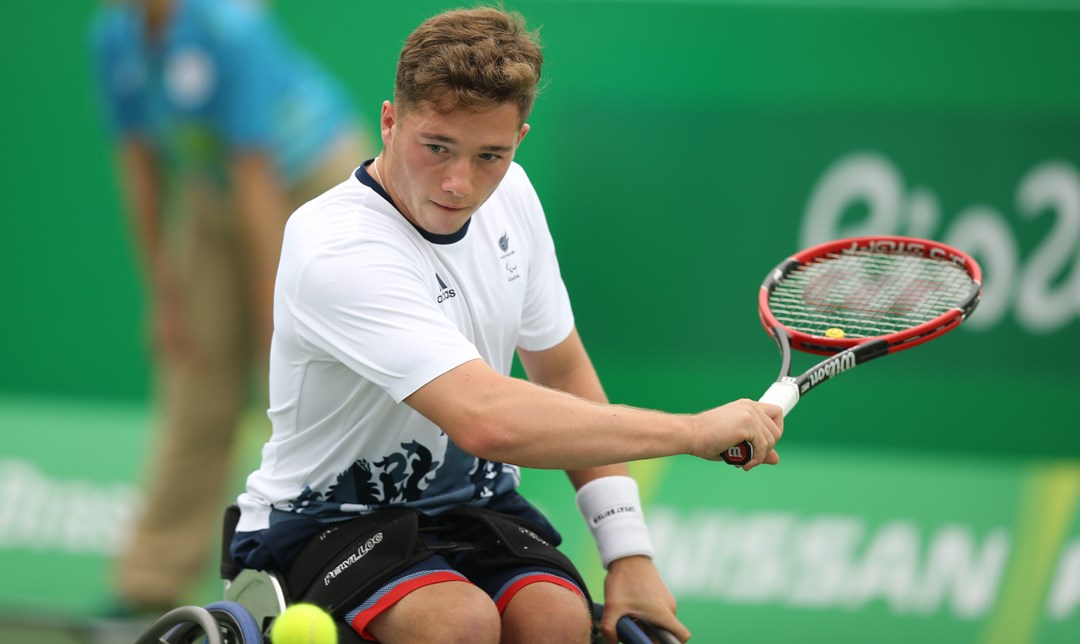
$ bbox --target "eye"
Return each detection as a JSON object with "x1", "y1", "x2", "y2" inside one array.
[
  {"x1": 479, "y1": 152, "x2": 501, "y2": 162},
  {"x1": 426, "y1": 144, "x2": 447, "y2": 154}
]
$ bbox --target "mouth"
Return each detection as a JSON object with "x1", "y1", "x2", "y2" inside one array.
[{"x1": 432, "y1": 201, "x2": 470, "y2": 214}]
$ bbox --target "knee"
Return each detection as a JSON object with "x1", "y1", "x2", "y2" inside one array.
[
  {"x1": 441, "y1": 599, "x2": 501, "y2": 643},
  {"x1": 530, "y1": 608, "x2": 592, "y2": 643},
  {"x1": 548, "y1": 602, "x2": 593, "y2": 642},
  {"x1": 367, "y1": 582, "x2": 501, "y2": 644},
  {"x1": 501, "y1": 584, "x2": 592, "y2": 643}
]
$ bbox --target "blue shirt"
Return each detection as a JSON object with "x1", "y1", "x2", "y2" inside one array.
[{"x1": 90, "y1": 0, "x2": 355, "y2": 185}]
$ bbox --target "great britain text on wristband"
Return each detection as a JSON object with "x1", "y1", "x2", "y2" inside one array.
[
  {"x1": 575, "y1": 475, "x2": 655, "y2": 569},
  {"x1": 588, "y1": 503, "x2": 640, "y2": 526}
]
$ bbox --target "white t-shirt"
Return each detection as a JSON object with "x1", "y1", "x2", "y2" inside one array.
[{"x1": 236, "y1": 161, "x2": 574, "y2": 532}]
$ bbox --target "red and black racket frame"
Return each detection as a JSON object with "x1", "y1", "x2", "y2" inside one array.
[{"x1": 722, "y1": 236, "x2": 982, "y2": 467}]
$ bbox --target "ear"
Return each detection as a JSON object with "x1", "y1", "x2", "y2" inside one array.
[
  {"x1": 517, "y1": 123, "x2": 530, "y2": 145},
  {"x1": 380, "y1": 101, "x2": 396, "y2": 148}
]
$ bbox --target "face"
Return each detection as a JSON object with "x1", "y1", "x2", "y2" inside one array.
[{"x1": 378, "y1": 100, "x2": 529, "y2": 236}]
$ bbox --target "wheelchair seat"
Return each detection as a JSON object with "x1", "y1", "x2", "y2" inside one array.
[{"x1": 221, "y1": 504, "x2": 281, "y2": 631}]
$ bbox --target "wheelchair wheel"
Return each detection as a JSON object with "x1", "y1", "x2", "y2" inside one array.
[
  {"x1": 161, "y1": 601, "x2": 263, "y2": 644},
  {"x1": 133, "y1": 606, "x2": 222, "y2": 644}
]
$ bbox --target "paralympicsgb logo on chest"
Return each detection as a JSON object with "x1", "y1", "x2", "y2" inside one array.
[{"x1": 498, "y1": 232, "x2": 520, "y2": 282}]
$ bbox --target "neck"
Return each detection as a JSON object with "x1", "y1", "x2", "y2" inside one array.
[{"x1": 370, "y1": 156, "x2": 388, "y2": 192}]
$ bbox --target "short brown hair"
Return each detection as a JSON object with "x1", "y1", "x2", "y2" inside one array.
[{"x1": 395, "y1": 7, "x2": 543, "y2": 123}]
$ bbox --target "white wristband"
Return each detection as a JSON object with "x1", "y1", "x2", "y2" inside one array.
[{"x1": 575, "y1": 475, "x2": 655, "y2": 569}]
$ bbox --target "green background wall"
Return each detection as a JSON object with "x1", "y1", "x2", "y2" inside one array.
[
  {"x1": 4, "y1": 0, "x2": 1078, "y2": 455},
  {"x1": 2, "y1": 1, "x2": 1079, "y2": 642}
]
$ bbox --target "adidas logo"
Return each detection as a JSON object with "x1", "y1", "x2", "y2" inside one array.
[{"x1": 436, "y1": 273, "x2": 457, "y2": 303}]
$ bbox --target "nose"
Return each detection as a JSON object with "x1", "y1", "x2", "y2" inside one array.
[{"x1": 442, "y1": 158, "x2": 473, "y2": 198}]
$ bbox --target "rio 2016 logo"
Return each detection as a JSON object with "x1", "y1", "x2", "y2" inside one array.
[{"x1": 800, "y1": 152, "x2": 1080, "y2": 335}]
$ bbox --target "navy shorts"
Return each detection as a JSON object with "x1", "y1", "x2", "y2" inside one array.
[
  {"x1": 233, "y1": 492, "x2": 588, "y2": 641},
  {"x1": 344, "y1": 554, "x2": 586, "y2": 640}
]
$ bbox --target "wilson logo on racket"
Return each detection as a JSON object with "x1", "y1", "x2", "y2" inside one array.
[
  {"x1": 725, "y1": 444, "x2": 749, "y2": 462},
  {"x1": 806, "y1": 351, "x2": 857, "y2": 388}
]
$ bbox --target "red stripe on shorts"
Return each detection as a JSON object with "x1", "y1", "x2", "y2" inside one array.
[
  {"x1": 350, "y1": 570, "x2": 465, "y2": 640},
  {"x1": 494, "y1": 573, "x2": 586, "y2": 614}
]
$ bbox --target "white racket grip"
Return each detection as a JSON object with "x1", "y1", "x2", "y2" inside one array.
[{"x1": 759, "y1": 380, "x2": 800, "y2": 417}]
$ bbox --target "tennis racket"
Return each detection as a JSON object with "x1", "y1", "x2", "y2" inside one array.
[{"x1": 721, "y1": 235, "x2": 983, "y2": 466}]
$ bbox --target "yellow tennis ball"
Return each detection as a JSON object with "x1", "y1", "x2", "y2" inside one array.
[
  {"x1": 270, "y1": 603, "x2": 338, "y2": 644},
  {"x1": 825, "y1": 327, "x2": 845, "y2": 339}
]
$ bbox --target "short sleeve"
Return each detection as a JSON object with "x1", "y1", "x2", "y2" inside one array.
[
  {"x1": 288, "y1": 239, "x2": 482, "y2": 403},
  {"x1": 515, "y1": 173, "x2": 574, "y2": 351},
  {"x1": 215, "y1": 5, "x2": 278, "y2": 147},
  {"x1": 89, "y1": 9, "x2": 146, "y2": 135}
]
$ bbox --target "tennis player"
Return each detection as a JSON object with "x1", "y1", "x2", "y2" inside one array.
[{"x1": 232, "y1": 7, "x2": 783, "y2": 643}]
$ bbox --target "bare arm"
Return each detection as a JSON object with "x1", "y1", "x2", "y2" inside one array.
[
  {"x1": 405, "y1": 355, "x2": 695, "y2": 470},
  {"x1": 503, "y1": 329, "x2": 694, "y2": 642},
  {"x1": 117, "y1": 139, "x2": 165, "y2": 278},
  {"x1": 407, "y1": 328, "x2": 772, "y2": 642},
  {"x1": 404, "y1": 336, "x2": 783, "y2": 471},
  {"x1": 231, "y1": 151, "x2": 290, "y2": 359},
  {"x1": 515, "y1": 328, "x2": 629, "y2": 487},
  {"x1": 116, "y1": 139, "x2": 185, "y2": 357}
]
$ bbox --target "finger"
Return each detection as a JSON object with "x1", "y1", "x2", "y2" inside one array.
[
  {"x1": 742, "y1": 448, "x2": 781, "y2": 470},
  {"x1": 748, "y1": 418, "x2": 775, "y2": 469},
  {"x1": 754, "y1": 400, "x2": 784, "y2": 438},
  {"x1": 762, "y1": 398, "x2": 785, "y2": 422},
  {"x1": 650, "y1": 615, "x2": 692, "y2": 643},
  {"x1": 766, "y1": 409, "x2": 784, "y2": 441},
  {"x1": 598, "y1": 604, "x2": 626, "y2": 644},
  {"x1": 598, "y1": 615, "x2": 619, "y2": 644}
]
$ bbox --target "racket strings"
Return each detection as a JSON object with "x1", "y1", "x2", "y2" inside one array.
[{"x1": 768, "y1": 250, "x2": 974, "y2": 338}]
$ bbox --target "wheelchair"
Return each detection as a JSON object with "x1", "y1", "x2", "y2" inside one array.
[{"x1": 132, "y1": 505, "x2": 679, "y2": 644}]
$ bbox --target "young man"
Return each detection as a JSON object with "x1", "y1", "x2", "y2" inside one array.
[
  {"x1": 233, "y1": 7, "x2": 783, "y2": 643},
  {"x1": 90, "y1": 0, "x2": 372, "y2": 612}
]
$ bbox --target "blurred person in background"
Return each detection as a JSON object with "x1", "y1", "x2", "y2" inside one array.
[{"x1": 89, "y1": 0, "x2": 373, "y2": 613}]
